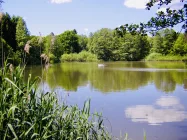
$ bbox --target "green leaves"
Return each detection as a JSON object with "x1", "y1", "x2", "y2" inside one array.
[
  {"x1": 116, "y1": 0, "x2": 187, "y2": 35},
  {"x1": 16, "y1": 17, "x2": 29, "y2": 50}
]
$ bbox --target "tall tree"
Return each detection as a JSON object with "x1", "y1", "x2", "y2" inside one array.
[{"x1": 16, "y1": 17, "x2": 29, "y2": 51}]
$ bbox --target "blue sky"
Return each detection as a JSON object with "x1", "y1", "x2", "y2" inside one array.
[{"x1": 2, "y1": 0, "x2": 181, "y2": 36}]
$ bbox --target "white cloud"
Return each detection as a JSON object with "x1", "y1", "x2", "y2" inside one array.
[
  {"x1": 125, "y1": 96, "x2": 187, "y2": 125},
  {"x1": 124, "y1": 0, "x2": 149, "y2": 9},
  {"x1": 124, "y1": 0, "x2": 182, "y2": 10},
  {"x1": 51, "y1": 0, "x2": 72, "y2": 4}
]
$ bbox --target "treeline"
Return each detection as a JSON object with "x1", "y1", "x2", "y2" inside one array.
[{"x1": 1, "y1": 12, "x2": 187, "y2": 65}]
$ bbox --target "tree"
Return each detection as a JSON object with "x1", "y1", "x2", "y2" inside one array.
[
  {"x1": 151, "y1": 29, "x2": 178, "y2": 55},
  {"x1": 116, "y1": 0, "x2": 187, "y2": 35},
  {"x1": 78, "y1": 35, "x2": 88, "y2": 51},
  {"x1": 16, "y1": 17, "x2": 29, "y2": 51},
  {"x1": 57, "y1": 30, "x2": 80, "y2": 54},
  {"x1": 0, "y1": 13, "x2": 19, "y2": 51},
  {"x1": 119, "y1": 33, "x2": 150, "y2": 61},
  {"x1": 172, "y1": 33, "x2": 187, "y2": 55},
  {"x1": 27, "y1": 36, "x2": 43, "y2": 65},
  {"x1": 146, "y1": 0, "x2": 187, "y2": 32},
  {"x1": 88, "y1": 28, "x2": 114, "y2": 61}
]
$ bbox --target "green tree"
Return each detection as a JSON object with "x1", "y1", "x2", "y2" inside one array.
[
  {"x1": 16, "y1": 17, "x2": 29, "y2": 51},
  {"x1": 172, "y1": 34, "x2": 187, "y2": 55},
  {"x1": 88, "y1": 28, "x2": 114, "y2": 61},
  {"x1": 151, "y1": 29, "x2": 177, "y2": 55},
  {"x1": 57, "y1": 30, "x2": 80, "y2": 54},
  {"x1": 27, "y1": 36, "x2": 43, "y2": 65},
  {"x1": 78, "y1": 35, "x2": 88, "y2": 51},
  {"x1": 119, "y1": 33, "x2": 150, "y2": 61}
]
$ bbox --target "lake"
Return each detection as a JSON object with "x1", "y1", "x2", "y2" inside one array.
[{"x1": 25, "y1": 61, "x2": 187, "y2": 140}]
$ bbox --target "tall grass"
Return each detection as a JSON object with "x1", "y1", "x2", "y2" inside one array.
[{"x1": 0, "y1": 63, "x2": 111, "y2": 139}]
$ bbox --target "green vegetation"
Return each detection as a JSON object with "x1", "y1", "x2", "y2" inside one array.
[
  {"x1": 1, "y1": 12, "x2": 187, "y2": 65},
  {"x1": 0, "y1": 63, "x2": 113, "y2": 139},
  {"x1": 35, "y1": 62, "x2": 187, "y2": 93},
  {"x1": 61, "y1": 51, "x2": 98, "y2": 62},
  {"x1": 146, "y1": 53, "x2": 187, "y2": 61}
]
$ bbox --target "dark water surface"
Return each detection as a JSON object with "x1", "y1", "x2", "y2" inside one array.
[{"x1": 25, "y1": 62, "x2": 187, "y2": 140}]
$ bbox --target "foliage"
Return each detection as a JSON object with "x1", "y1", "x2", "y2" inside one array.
[
  {"x1": 0, "y1": 13, "x2": 18, "y2": 51},
  {"x1": 146, "y1": 53, "x2": 187, "y2": 61},
  {"x1": 0, "y1": 64, "x2": 111, "y2": 139},
  {"x1": 172, "y1": 34, "x2": 187, "y2": 55},
  {"x1": 0, "y1": 12, "x2": 186, "y2": 64},
  {"x1": 61, "y1": 51, "x2": 98, "y2": 62},
  {"x1": 16, "y1": 17, "x2": 29, "y2": 50},
  {"x1": 116, "y1": 0, "x2": 187, "y2": 35},
  {"x1": 88, "y1": 28, "x2": 150, "y2": 61},
  {"x1": 151, "y1": 29, "x2": 178, "y2": 55},
  {"x1": 78, "y1": 34, "x2": 88, "y2": 51},
  {"x1": 0, "y1": 38, "x2": 13, "y2": 65},
  {"x1": 26, "y1": 36, "x2": 43, "y2": 65},
  {"x1": 88, "y1": 28, "x2": 114, "y2": 61}
]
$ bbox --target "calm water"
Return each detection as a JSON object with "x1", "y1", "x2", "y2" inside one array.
[{"x1": 25, "y1": 62, "x2": 187, "y2": 140}]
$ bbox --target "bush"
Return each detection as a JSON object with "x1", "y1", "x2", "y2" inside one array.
[
  {"x1": 0, "y1": 64, "x2": 111, "y2": 139},
  {"x1": 61, "y1": 51, "x2": 98, "y2": 62},
  {"x1": 145, "y1": 53, "x2": 162, "y2": 61},
  {"x1": 146, "y1": 53, "x2": 187, "y2": 61}
]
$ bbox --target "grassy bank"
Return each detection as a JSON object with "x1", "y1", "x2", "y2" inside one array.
[{"x1": 145, "y1": 53, "x2": 187, "y2": 61}]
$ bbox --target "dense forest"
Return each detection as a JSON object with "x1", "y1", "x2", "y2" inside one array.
[{"x1": 0, "y1": 12, "x2": 187, "y2": 66}]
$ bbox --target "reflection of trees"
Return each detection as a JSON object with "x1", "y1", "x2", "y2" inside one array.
[
  {"x1": 152, "y1": 71, "x2": 187, "y2": 93},
  {"x1": 25, "y1": 62, "x2": 187, "y2": 93},
  {"x1": 45, "y1": 63, "x2": 89, "y2": 91},
  {"x1": 89, "y1": 69, "x2": 150, "y2": 92},
  {"x1": 153, "y1": 72, "x2": 176, "y2": 93}
]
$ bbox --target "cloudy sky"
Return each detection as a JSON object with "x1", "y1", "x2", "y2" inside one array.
[{"x1": 2, "y1": 0, "x2": 181, "y2": 36}]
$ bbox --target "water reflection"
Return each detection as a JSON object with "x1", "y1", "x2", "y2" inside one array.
[
  {"x1": 25, "y1": 62, "x2": 187, "y2": 93},
  {"x1": 125, "y1": 96, "x2": 187, "y2": 125}
]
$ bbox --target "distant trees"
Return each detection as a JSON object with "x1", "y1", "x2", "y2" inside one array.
[
  {"x1": 88, "y1": 28, "x2": 114, "y2": 61},
  {"x1": 52, "y1": 30, "x2": 81, "y2": 62},
  {"x1": 151, "y1": 29, "x2": 178, "y2": 55},
  {"x1": 88, "y1": 28, "x2": 150, "y2": 61},
  {"x1": 172, "y1": 34, "x2": 187, "y2": 56},
  {"x1": 0, "y1": 12, "x2": 187, "y2": 65}
]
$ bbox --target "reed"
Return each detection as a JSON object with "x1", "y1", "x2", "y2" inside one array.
[{"x1": 0, "y1": 63, "x2": 111, "y2": 139}]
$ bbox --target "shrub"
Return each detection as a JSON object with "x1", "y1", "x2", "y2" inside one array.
[
  {"x1": 61, "y1": 51, "x2": 98, "y2": 62},
  {"x1": 145, "y1": 53, "x2": 162, "y2": 61}
]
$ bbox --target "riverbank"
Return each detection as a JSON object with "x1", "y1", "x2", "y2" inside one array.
[{"x1": 145, "y1": 53, "x2": 187, "y2": 61}]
